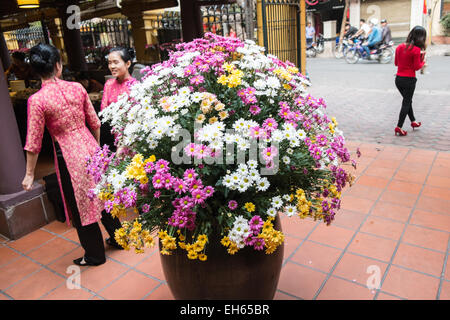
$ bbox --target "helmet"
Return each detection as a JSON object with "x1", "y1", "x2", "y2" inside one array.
[
  {"x1": 380, "y1": 19, "x2": 387, "y2": 23},
  {"x1": 370, "y1": 18, "x2": 379, "y2": 25}
]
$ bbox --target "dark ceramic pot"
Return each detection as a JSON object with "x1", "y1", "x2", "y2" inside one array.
[{"x1": 159, "y1": 215, "x2": 284, "y2": 300}]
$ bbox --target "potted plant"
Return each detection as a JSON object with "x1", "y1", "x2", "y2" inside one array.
[{"x1": 87, "y1": 33, "x2": 356, "y2": 299}]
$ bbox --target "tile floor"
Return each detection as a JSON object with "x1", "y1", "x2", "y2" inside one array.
[{"x1": 1, "y1": 141, "x2": 449, "y2": 300}]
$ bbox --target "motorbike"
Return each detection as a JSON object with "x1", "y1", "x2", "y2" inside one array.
[
  {"x1": 315, "y1": 33, "x2": 324, "y2": 54},
  {"x1": 333, "y1": 37, "x2": 351, "y2": 59},
  {"x1": 345, "y1": 39, "x2": 394, "y2": 64},
  {"x1": 306, "y1": 40, "x2": 317, "y2": 58},
  {"x1": 306, "y1": 33, "x2": 324, "y2": 58}
]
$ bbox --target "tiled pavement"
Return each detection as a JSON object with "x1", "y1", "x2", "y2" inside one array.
[{"x1": 1, "y1": 141, "x2": 450, "y2": 300}]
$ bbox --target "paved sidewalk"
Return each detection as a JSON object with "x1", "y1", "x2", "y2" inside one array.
[
  {"x1": 307, "y1": 56, "x2": 450, "y2": 152},
  {"x1": 0, "y1": 142, "x2": 449, "y2": 300}
]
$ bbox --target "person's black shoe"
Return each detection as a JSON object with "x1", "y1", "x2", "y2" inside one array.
[
  {"x1": 106, "y1": 237, "x2": 124, "y2": 250},
  {"x1": 73, "y1": 256, "x2": 105, "y2": 266}
]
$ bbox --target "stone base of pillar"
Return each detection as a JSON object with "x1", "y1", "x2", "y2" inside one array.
[{"x1": 0, "y1": 183, "x2": 57, "y2": 240}]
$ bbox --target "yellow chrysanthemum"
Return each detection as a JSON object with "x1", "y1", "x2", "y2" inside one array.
[
  {"x1": 244, "y1": 202, "x2": 255, "y2": 213},
  {"x1": 187, "y1": 251, "x2": 198, "y2": 260},
  {"x1": 221, "y1": 236, "x2": 231, "y2": 247}
]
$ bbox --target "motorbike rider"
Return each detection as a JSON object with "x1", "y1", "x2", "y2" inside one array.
[
  {"x1": 381, "y1": 19, "x2": 392, "y2": 45},
  {"x1": 344, "y1": 23, "x2": 358, "y2": 39},
  {"x1": 351, "y1": 19, "x2": 371, "y2": 41},
  {"x1": 362, "y1": 18, "x2": 382, "y2": 57}
]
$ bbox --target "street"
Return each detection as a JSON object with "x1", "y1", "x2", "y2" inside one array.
[{"x1": 306, "y1": 56, "x2": 450, "y2": 151}]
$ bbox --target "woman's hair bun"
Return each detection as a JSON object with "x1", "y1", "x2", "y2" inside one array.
[
  {"x1": 29, "y1": 43, "x2": 61, "y2": 78},
  {"x1": 127, "y1": 48, "x2": 136, "y2": 60}
]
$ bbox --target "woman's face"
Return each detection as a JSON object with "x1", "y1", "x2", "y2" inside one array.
[{"x1": 108, "y1": 51, "x2": 130, "y2": 80}]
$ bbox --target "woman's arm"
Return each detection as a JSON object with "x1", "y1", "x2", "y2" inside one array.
[
  {"x1": 81, "y1": 84, "x2": 101, "y2": 144},
  {"x1": 22, "y1": 151, "x2": 39, "y2": 191},
  {"x1": 23, "y1": 96, "x2": 45, "y2": 191},
  {"x1": 413, "y1": 47, "x2": 425, "y2": 71},
  {"x1": 92, "y1": 127, "x2": 100, "y2": 144}
]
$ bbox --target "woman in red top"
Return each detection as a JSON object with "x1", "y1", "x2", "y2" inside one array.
[{"x1": 394, "y1": 26, "x2": 426, "y2": 136}]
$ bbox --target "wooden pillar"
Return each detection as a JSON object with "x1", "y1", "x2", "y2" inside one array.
[
  {"x1": 300, "y1": 0, "x2": 306, "y2": 75},
  {"x1": 0, "y1": 31, "x2": 11, "y2": 72},
  {"x1": 47, "y1": 19, "x2": 68, "y2": 65},
  {"x1": 57, "y1": 2, "x2": 87, "y2": 71},
  {"x1": 124, "y1": 9, "x2": 148, "y2": 63},
  {"x1": 180, "y1": 0, "x2": 203, "y2": 42},
  {"x1": 256, "y1": 0, "x2": 264, "y2": 47},
  {"x1": 0, "y1": 64, "x2": 25, "y2": 194}
]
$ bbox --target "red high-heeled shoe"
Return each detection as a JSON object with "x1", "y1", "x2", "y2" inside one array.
[
  {"x1": 395, "y1": 127, "x2": 407, "y2": 136},
  {"x1": 411, "y1": 121, "x2": 422, "y2": 130}
]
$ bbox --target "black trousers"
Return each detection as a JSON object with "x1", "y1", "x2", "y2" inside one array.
[
  {"x1": 55, "y1": 142, "x2": 122, "y2": 263},
  {"x1": 395, "y1": 76, "x2": 417, "y2": 128},
  {"x1": 100, "y1": 122, "x2": 117, "y2": 153}
]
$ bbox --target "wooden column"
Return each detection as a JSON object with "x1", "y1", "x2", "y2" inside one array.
[
  {"x1": 0, "y1": 64, "x2": 25, "y2": 194},
  {"x1": 57, "y1": 2, "x2": 87, "y2": 71},
  {"x1": 180, "y1": 0, "x2": 203, "y2": 42},
  {"x1": 300, "y1": 0, "x2": 306, "y2": 75},
  {"x1": 124, "y1": 10, "x2": 148, "y2": 63},
  {"x1": 0, "y1": 30, "x2": 11, "y2": 73},
  {"x1": 47, "y1": 19, "x2": 68, "y2": 65}
]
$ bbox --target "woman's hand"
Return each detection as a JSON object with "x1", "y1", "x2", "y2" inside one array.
[{"x1": 22, "y1": 173, "x2": 34, "y2": 191}]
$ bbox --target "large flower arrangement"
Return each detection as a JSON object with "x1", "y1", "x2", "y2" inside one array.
[{"x1": 87, "y1": 33, "x2": 356, "y2": 261}]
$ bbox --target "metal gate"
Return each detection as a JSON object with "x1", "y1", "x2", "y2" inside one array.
[{"x1": 259, "y1": 0, "x2": 302, "y2": 67}]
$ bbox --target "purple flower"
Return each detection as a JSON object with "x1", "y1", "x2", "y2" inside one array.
[
  {"x1": 228, "y1": 200, "x2": 238, "y2": 210},
  {"x1": 142, "y1": 203, "x2": 150, "y2": 213},
  {"x1": 253, "y1": 237, "x2": 265, "y2": 251},
  {"x1": 249, "y1": 216, "x2": 264, "y2": 232}
]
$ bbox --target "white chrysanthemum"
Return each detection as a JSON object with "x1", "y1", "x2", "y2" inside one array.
[
  {"x1": 282, "y1": 194, "x2": 291, "y2": 202},
  {"x1": 271, "y1": 130, "x2": 284, "y2": 143},
  {"x1": 237, "y1": 164, "x2": 248, "y2": 176},
  {"x1": 297, "y1": 129, "x2": 307, "y2": 140},
  {"x1": 284, "y1": 205, "x2": 297, "y2": 217},
  {"x1": 247, "y1": 159, "x2": 258, "y2": 169},
  {"x1": 237, "y1": 139, "x2": 250, "y2": 151},
  {"x1": 233, "y1": 118, "x2": 246, "y2": 131},
  {"x1": 266, "y1": 76, "x2": 280, "y2": 89},
  {"x1": 254, "y1": 79, "x2": 266, "y2": 90},
  {"x1": 222, "y1": 175, "x2": 233, "y2": 188},
  {"x1": 271, "y1": 196, "x2": 283, "y2": 209},
  {"x1": 230, "y1": 173, "x2": 240, "y2": 183},
  {"x1": 267, "y1": 207, "x2": 277, "y2": 217},
  {"x1": 248, "y1": 169, "x2": 260, "y2": 181},
  {"x1": 282, "y1": 156, "x2": 291, "y2": 165},
  {"x1": 256, "y1": 177, "x2": 270, "y2": 191},
  {"x1": 192, "y1": 92, "x2": 203, "y2": 102},
  {"x1": 286, "y1": 148, "x2": 294, "y2": 155}
]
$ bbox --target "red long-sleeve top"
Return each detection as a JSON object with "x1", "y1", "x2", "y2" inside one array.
[{"x1": 395, "y1": 43, "x2": 425, "y2": 78}]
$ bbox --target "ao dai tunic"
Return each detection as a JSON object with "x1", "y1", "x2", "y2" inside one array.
[
  {"x1": 100, "y1": 76, "x2": 136, "y2": 111},
  {"x1": 24, "y1": 78, "x2": 103, "y2": 226}
]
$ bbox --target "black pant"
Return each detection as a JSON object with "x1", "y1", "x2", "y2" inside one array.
[
  {"x1": 55, "y1": 142, "x2": 122, "y2": 263},
  {"x1": 395, "y1": 76, "x2": 417, "y2": 128},
  {"x1": 100, "y1": 122, "x2": 117, "y2": 152}
]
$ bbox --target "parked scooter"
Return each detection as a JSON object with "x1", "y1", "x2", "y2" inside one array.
[
  {"x1": 306, "y1": 34, "x2": 324, "y2": 58},
  {"x1": 315, "y1": 33, "x2": 324, "y2": 54},
  {"x1": 306, "y1": 40, "x2": 317, "y2": 58},
  {"x1": 345, "y1": 39, "x2": 394, "y2": 64}
]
